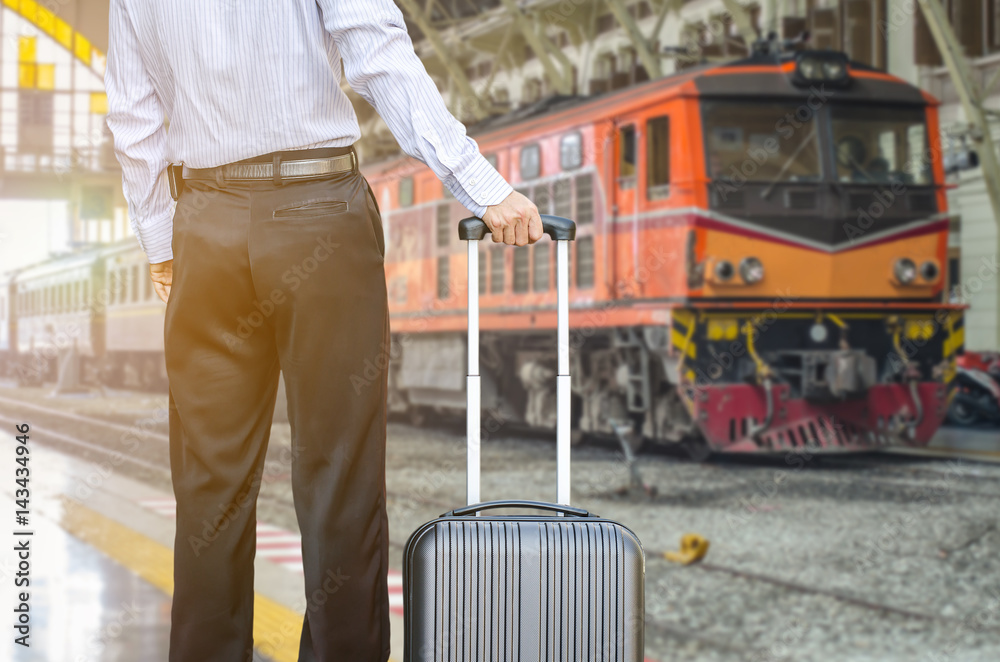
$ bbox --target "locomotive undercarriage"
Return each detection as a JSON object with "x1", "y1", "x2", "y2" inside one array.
[
  {"x1": 386, "y1": 328, "x2": 697, "y2": 450},
  {"x1": 386, "y1": 308, "x2": 962, "y2": 453}
]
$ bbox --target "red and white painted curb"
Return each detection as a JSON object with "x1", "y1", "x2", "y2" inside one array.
[{"x1": 139, "y1": 498, "x2": 404, "y2": 616}]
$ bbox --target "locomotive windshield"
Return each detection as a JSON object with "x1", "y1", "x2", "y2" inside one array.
[
  {"x1": 830, "y1": 106, "x2": 932, "y2": 185},
  {"x1": 702, "y1": 100, "x2": 933, "y2": 186},
  {"x1": 702, "y1": 100, "x2": 823, "y2": 183}
]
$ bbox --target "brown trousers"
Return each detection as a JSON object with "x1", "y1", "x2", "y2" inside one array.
[{"x1": 164, "y1": 153, "x2": 390, "y2": 662}]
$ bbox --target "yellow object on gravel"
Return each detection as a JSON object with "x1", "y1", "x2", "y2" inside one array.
[{"x1": 664, "y1": 533, "x2": 710, "y2": 565}]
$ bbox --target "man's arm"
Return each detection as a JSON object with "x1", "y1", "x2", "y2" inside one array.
[
  {"x1": 105, "y1": 0, "x2": 174, "y2": 299},
  {"x1": 317, "y1": 0, "x2": 541, "y2": 245}
]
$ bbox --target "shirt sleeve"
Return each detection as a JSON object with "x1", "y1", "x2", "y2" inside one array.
[
  {"x1": 105, "y1": 0, "x2": 175, "y2": 264},
  {"x1": 316, "y1": 0, "x2": 512, "y2": 217}
]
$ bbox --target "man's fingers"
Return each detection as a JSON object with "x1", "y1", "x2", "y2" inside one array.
[
  {"x1": 502, "y1": 222, "x2": 515, "y2": 245},
  {"x1": 514, "y1": 213, "x2": 528, "y2": 246},
  {"x1": 528, "y1": 208, "x2": 544, "y2": 243},
  {"x1": 153, "y1": 281, "x2": 169, "y2": 304}
]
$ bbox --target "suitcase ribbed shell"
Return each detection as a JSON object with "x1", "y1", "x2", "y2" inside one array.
[{"x1": 403, "y1": 516, "x2": 644, "y2": 662}]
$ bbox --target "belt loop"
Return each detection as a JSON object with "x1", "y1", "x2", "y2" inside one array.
[
  {"x1": 351, "y1": 148, "x2": 358, "y2": 173},
  {"x1": 273, "y1": 154, "x2": 282, "y2": 187}
]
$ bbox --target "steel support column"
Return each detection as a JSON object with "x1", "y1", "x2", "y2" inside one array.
[
  {"x1": 604, "y1": 0, "x2": 662, "y2": 78},
  {"x1": 498, "y1": 0, "x2": 574, "y2": 95},
  {"x1": 916, "y1": 0, "x2": 1000, "y2": 347}
]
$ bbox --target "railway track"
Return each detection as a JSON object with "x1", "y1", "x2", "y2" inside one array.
[{"x1": 3, "y1": 392, "x2": 997, "y2": 652}]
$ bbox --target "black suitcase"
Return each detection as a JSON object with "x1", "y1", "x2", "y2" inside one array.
[{"x1": 402, "y1": 215, "x2": 645, "y2": 662}]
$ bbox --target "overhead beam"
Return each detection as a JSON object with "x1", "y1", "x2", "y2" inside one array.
[
  {"x1": 720, "y1": 0, "x2": 759, "y2": 47},
  {"x1": 534, "y1": 14, "x2": 576, "y2": 92},
  {"x1": 396, "y1": 0, "x2": 487, "y2": 120},
  {"x1": 498, "y1": 0, "x2": 574, "y2": 95},
  {"x1": 604, "y1": 0, "x2": 662, "y2": 78}
]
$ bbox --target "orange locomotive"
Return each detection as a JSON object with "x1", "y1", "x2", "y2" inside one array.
[{"x1": 363, "y1": 46, "x2": 962, "y2": 453}]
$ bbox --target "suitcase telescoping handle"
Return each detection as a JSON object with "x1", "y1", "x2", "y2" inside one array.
[
  {"x1": 459, "y1": 214, "x2": 576, "y2": 508},
  {"x1": 444, "y1": 500, "x2": 591, "y2": 518}
]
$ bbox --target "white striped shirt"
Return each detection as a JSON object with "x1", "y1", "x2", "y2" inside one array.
[{"x1": 105, "y1": 0, "x2": 512, "y2": 264}]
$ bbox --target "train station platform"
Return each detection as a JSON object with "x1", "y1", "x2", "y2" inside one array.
[{"x1": 0, "y1": 439, "x2": 405, "y2": 661}]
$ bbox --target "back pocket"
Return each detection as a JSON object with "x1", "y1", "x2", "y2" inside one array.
[{"x1": 273, "y1": 200, "x2": 349, "y2": 220}]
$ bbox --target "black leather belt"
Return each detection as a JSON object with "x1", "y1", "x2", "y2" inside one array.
[{"x1": 168, "y1": 146, "x2": 357, "y2": 199}]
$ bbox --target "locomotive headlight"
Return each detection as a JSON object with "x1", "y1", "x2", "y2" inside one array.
[
  {"x1": 714, "y1": 259, "x2": 735, "y2": 282},
  {"x1": 920, "y1": 260, "x2": 940, "y2": 283},
  {"x1": 798, "y1": 58, "x2": 822, "y2": 80},
  {"x1": 793, "y1": 51, "x2": 851, "y2": 87},
  {"x1": 822, "y1": 60, "x2": 846, "y2": 80},
  {"x1": 739, "y1": 257, "x2": 764, "y2": 284},
  {"x1": 893, "y1": 258, "x2": 917, "y2": 285}
]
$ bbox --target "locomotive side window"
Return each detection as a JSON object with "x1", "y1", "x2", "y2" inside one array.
[
  {"x1": 490, "y1": 246, "x2": 505, "y2": 294},
  {"x1": 575, "y1": 174, "x2": 594, "y2": 224},
  {"x1": 618, "y1": 125, "x2": 637, "y2": 187},
  {"x1": 399, "y1": 177, "x2": 414, "y2": 207},
  {"x1": 647, "y1": 116, "x2": 671, "y2": 199},
  {"x1": 560, "y1": 132, "x2": 582, "y2": 170},
  {"x1": 576, "y1": 236, "x2": 595, "y2": 289},
  {"x1": 437, "y1": 256, "x2": 449, "y2": 299},
  {"x1": 513, "y1": 249, "x2": 529, "y2": 293},
  {"x1": 703, "y1": 101, "x2": 821, "y2": 182},
  {"x1": 436, "y1": 204, "x2": 450, "y2": 247},
  {"x1": 520, "y1": 144, "x2": 540, "y2": 180},
  {"x1": 532, "y1": 245, "x2": 550, "y2": 292},
  {"x1": 553, "y1": 179, "x2": 572, "y2": 218}
]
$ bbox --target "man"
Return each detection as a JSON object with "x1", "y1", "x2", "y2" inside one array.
[{"x1": 105, "y1": 1, "x2": 541, "y2": 660}]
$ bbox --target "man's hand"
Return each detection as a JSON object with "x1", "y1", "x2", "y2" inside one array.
[
  {"x1": 149, "y1": 260, "x2": 172, "y2": 304},
  {"x1": 481, "y1": 190, "x2": 543, "y2": 246}
]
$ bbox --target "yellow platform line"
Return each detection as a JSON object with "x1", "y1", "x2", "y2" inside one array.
[{"x1": 59, "y1": 497, "x2": 304, "y2": 662}]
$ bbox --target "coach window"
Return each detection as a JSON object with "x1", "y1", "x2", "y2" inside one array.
[
  {"x1": 647, "y1": 116, "x2": 670, "y2": 199},
  {"x1": 520, "y1": 144, "x2": 540, "y2": 181},
  {"x1": 618, "y1": 125, "x2": 637, "y2": 188},
  {"x1": 560, "y1": 132, "x2": 582, "y2": 170},
  {"x1": 399, "y1": 177, "x2": 414, "y2": 207}
]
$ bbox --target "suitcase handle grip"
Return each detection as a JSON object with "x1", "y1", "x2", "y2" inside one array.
[
  {"x1": 445, "y1": 500, "x2": 591, "y2": 518},
  {"x1": 458, "y1": 214, "x2": 577, "y2": 241}
]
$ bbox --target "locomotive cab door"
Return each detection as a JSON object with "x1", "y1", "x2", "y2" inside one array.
[
  {"x1": 612, "y1": 120, "x2": 641, "y2": 296},
  {"x1": 613, "y1": 122, "x2": 638, "y2": 219}
]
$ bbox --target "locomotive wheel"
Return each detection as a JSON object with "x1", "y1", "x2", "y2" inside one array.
[{"x1": 948, "y1": 399, "x2": 981, "y2": 427}]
